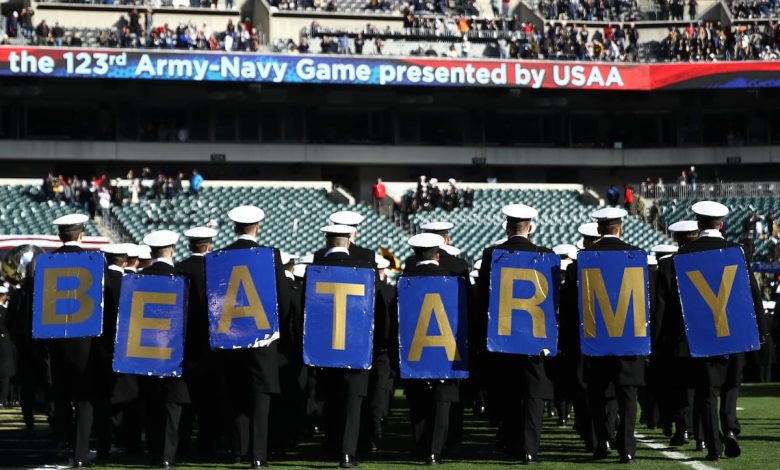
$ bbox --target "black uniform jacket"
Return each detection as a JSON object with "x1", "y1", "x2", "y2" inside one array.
[
  {"x1": 175, "y1": 254, "x2": 210, "y2": 373},
  {"x1": 136, "y1": 260, "x2": 191, "y2": 404},
  {"x1": 214, "y1": 238, "x2": 290, "y2": 395},
  {"x1": 653, "y1": 235, "x2": 767, "y2": 387},
  {"x1": 314, "y1": 243, "x2": 377, "y2": 269},
  {"x1": 404, "y1": 249, "x2": 470, "y2": 278},
  {"x1": 400, "y1": 261, "x2": 463, "y2": 402},
  {"x1": 306, "y1": 249, "x2": 373, "y2": 397},
  {"x1": 476, "y1": 235, "x2": 554, "y2": 399},
  {"x1": 562, "y1": 236, "x2": 647, "y2": 387}
]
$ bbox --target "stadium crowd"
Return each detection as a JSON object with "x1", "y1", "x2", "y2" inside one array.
[
  {"x1": 40, "y1": 168, "x2": 205, "y2": 219},
  {"x1": 536, "y1": 0, "x2": 643, "y2": 22}
]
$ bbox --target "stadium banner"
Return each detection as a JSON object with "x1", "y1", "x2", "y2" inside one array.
[
  {"x1": 32, "y1": 251, "x2": 105, "y2": 339},
  {"x1": 674, "y1": 248, "x2": 760, "y2": 357},
  {"x1": 397, "y1": 276, "x2": 469, "y2": 379},
  {"x1": 303, "y1": 265, "x2": 374, "y2": 369},
  {"x1": 5, "y1": 46, "x2": 780, "y2": 90},
  {"x1": 577, "y1": 250, "x2": 650, "y2": 356},
  {"x1": 487, "y1": 249, "x2": 559, "y2": 356},
  {"x1": 113, "y1": 274, "x2": 188, "y2": 377},
  {"x1": 205, "y1": 247, "x2": 279, "y2": 349}
]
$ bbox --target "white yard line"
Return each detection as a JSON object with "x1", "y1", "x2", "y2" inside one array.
[{"x1": 636, "y1": 434, "x2": 718, "y2": 470}]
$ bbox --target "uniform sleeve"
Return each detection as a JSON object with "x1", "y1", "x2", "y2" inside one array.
[
  {"x1": 273, "y1": 248, "x2": 292, "y2": 333},
  {"x1": 652, "y1": 261, "x2": 670, "y2": 351},
  {"x1": 747, "y1": 264, "x2": 768, "y2": 341},
  {"x1": 558, "y1": 262, "x2": 579, "y2": 355}
]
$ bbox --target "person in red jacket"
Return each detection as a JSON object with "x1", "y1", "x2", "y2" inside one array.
[
  {"x1": 624, "y1": 184, "x2": 635, "y2": 214},
  {"x1": 372, "y1": 178, "x2": 386, "y2": 212}
]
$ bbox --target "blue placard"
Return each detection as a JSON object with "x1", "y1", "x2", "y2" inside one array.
[
  {"x1": 113, "y1": 274, "x2": 188, "y2": 377},
  {"x1": 32, "y1": 251, "x2": 105, "y2": 339},
  {"x1": 578, "y1": 250, "x2": 650, "y2": 356},
  {"x1": 398, "y1": 276, "x2": 469, "y2": 379},
  {"x1": 487, "y1": 250, "x2": 559, "y2": 356},
  {"x1": 674, "y1": 248, "x2": 760, "y2": 357},
  {"x1": 205, "y1": 248, "x2": 279, "y2": 349},
  {"x1": 303, "y1": 265, "x2": 375, "y2": 369}
]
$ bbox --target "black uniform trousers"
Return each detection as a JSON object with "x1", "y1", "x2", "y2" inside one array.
[
  {"x1": 144, "y1": 401, "x2": 183, "y2": 463},
  {"x1": 694, "y1": 385, "x2": 722, "y2": 456},
  {"x1": 719, "y1": 353, "x2": 743, "y2": 436},
  {"x1": 227, "y1": 388, "x2": 272, "y2": 461},
  {"x1": 362, "y1": 353, "x2": 392, "y2": 442},
  {"x1": 324, "y1": 391, "x2": 363, "y2": 456},
  {"x1": 589, "y1": 380, "x2": 637, "y2": 457},
  {"x1": 406, "y1": 382, "x2": 454, "y2": 457},
  {"x1": 506, "y1": 397, "x2": 544, "y2": 457}
]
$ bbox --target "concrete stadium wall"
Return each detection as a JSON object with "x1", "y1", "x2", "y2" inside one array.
[{"x1": 3, "y1": 140, "x2": 780, "y2": 166}]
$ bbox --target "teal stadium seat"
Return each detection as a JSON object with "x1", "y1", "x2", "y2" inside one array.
[{"x1": 0, "y1": 185, "x2": 99, "y2": 237}]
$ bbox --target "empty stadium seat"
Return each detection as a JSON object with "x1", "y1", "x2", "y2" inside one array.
[{"x1": 0, "y1": 185, "x2": 99, "y2": 237}]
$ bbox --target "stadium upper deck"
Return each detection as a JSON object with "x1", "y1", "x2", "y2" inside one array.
[{"x1": 3, "y1": 0, "x2": 780, "y2": 62}]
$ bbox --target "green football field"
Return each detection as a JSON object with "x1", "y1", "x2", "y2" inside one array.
[{"x1": 1, "y1": 384, "x2": 778, "y2": 469}]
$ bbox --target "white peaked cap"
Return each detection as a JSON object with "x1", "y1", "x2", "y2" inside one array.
[
  {"x1": 501, "y1": 204, "x2": 538, "y2": 220},
  {"x1": 430, "y1": 178, "x2": 439, "y2": 184},
  {"x1": 448, "y1": 178, "x2": 456, "y2": 185},
  {"x1": 137, "y1": 245, "x2": 152, "y2": 260},
  {"x1": 575, "y1": 239, "x2": 585, "y2": 250},
  {"x1": 228, "y1": 205, "x2": 265, "y2": 224},
  {"x1": 101, "y1": 244, "x2": 128, "y2": 255},
  {"x1": 647, "y1": 255, "x2": 658, "y2": 266},
  {"x1": 0, "y1": 285, "x2": 8, "y2": 294},
  {"x1": 320, "y1": 224, "x2": 357, "y2": 235},
  {"x1": 280, "y1": 251, "x2": 297, "y2": 265},
  {"x1": 651, "y1": 244, "x2": 678, "y2": 255},
  {"x1": 375, "y1": 254, "x2": 390, "y2": 269},
  {"x1": 52, "y1": 213, "x2": 89, "y2": 226},
  {"x1": 553, "y1": 243, "x2": 577, "y2": 257},
  {"x1": 591, "y1": 207, "x2": 628, "y2": 221},
  {"x1": 561, "y1": 258, "x2": 573, "y2": 271},
  {"x1": 123, "y1": 243, "x2": 141, "y2": 258},
  {"x1": 421, "y1": 221, "x2": 454, "y2": 232},
  {"x1": 669, "y1": 220, "x2": 699, "y2": 233},
  {"x1": 470, "y1": 269, "x2": 479, "y2": 279},
  {"x1": 408, "y1": 233, "x2": 445, "y2": 249},
  {"x1": 578, "y1": 222, "x2": 600, "y2": 238},
  {"x1": 328, "y1": 210, "x2": 365, "y2": 226},
  {"x1": 474, "y1": 259, "x2": 482, "y2": 270},
  {"x1": 300, "y1": 253, "x2": 314, "y2": 264},
  {"x1": 142, "y1": 230, "x2": 180, "y2": 248},
  {"x1": 440, "y1": 244, "x2": 461, "y2": 256},
  {"x1": 184, "y1": 226, "x2": 218, "y2": 239},
  {"x1": 692, "y1": 201, "x2": 729, "y2": 218}
]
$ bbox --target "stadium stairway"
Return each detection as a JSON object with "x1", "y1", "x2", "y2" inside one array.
[{"x1": 658, "y1": 195, "x2": 780, "y2": 261}]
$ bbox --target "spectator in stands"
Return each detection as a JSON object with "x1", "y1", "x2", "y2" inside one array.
[
  {"x1": 688, "y1": 0, "x2": 697, "y2": 19},
  {"x1": 687, "y1": 165, "x2": 698, "y2": 190},
  {"x1": 34, "y1": 19, "x2": 49, "y2": 46},
  {"x1": 19, "y1": 7, "x2": 34, "y2": 39},
  {"x1": 98, "y1": 186, "x2": 111, "y2": 220},
  {"x1": 372, "y1": 178, "x2": 386, "y2": 211},
  {"x1": 70, "y1": 32, "x2": 82, "y2": 47},
  {"x1": 623, "y1": 184, "x2": 635, "y2": 214},
  {"x1": 443, "y1": 178, "x2": 460, "y2": 210},
  {"x1": 354, "y1": 33, "x2": 365, "y2": 54},
  {"x1": 338, "y1": 33, "x2": 350, "y2": 54},
  {"x1": 190, "y1": 169, "x2": 204, "y2": 196},
  {"x1": 606, "y1": 184, "x2": 620, "y2": 206},
  {"x1": 463, "y1": 187, "x2": 474, "y2": 208},
  {"x1": 51, "y1": 22, "x2": 64, "y2": 46}
]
